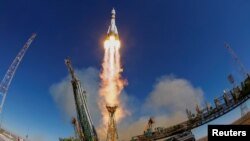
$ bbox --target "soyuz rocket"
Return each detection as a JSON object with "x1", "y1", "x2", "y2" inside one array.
[{"x1": 107, "y1": 8, "x2": 119, "y2": 39}]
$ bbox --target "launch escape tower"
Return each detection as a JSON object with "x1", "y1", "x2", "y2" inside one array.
[
  {"x1": 0, "y1": 33, "x2": 36, "y2": 113},
  {"x1": 106, "y1": 106, "x2": 119, "y2": 141},
  {"x1": 65, "y1": 59, "x2": 98, "y2": 141}
]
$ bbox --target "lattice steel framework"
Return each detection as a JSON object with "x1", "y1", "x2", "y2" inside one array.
[{"x1": 0, "y1": 33, "x2": 36, "y2": 112}]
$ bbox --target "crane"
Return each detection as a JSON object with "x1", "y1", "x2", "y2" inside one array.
[
  {"x1": 0, "y1": 33, "x2": 36, "y2": 112},
  {"x1": 225, "y1": 43, "x2": 248, "y2": 77},
  {"x1": 65, "y1": 59, "x2": 98, "y2": 141}
]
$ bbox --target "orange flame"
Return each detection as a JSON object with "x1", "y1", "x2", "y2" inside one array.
[{"x1": 99, "y1": 35, "x2": 127, "y2": 127}]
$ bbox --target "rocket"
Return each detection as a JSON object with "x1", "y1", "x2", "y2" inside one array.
[{"x1": 107, "y1": 8, "x2": 119, "y2": 39}]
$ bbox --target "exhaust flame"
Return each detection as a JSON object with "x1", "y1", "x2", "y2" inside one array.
[{"x1": 99, "y1": 34, "x2": 127, "y2": 126}]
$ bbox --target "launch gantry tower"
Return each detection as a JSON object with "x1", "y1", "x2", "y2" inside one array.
[{"x1": 65, "y1": 59, "x2": 98, "y2": 141}]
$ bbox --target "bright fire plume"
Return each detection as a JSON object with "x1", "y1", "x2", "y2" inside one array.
[{"x1": 99, "y1": 34, "x2": 126, "y2": 126}]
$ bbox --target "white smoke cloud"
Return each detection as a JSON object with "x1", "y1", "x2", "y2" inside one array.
[
  {"x1": 144, "y1": 75, "x2": 204, "y2": 115},
  {"x1": 50, "y1": 69, "x2": 204, "y2": 141},
  {"x1": 50, "y1": 76, "x2": 76, "y2": 118}
]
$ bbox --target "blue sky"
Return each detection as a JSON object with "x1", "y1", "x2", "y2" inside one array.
[{"x1": 0, "y1": 0, "x2": 250, "y2": 140}]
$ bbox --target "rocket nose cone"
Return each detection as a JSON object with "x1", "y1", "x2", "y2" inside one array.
[{"x1": 112, "y1": 8, "x2": 116, "y2": 15}]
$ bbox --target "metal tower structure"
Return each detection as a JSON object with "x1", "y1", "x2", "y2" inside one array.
[
  {"x1": 0, "y1": 33, "x2": 36, "y2": 112},
  {"x1": 225, "y1": 43, "x2": 248, "y2": 76},
  {"x1": 65, "y1": 59, "x2": 98, "y2": 141},
  {"x1": 106, "y1": 105, "x2": 119, "y2": 141},
  {"x1": 225, "y1": 43, "x2": 249, "y2": 117}
]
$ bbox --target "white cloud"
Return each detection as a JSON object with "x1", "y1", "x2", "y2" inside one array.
[
  {"x1": 50, "y1": 76, "x2": 76, "y2": 118},
  {"x1": 144, "y1": 75, "x2": 204, "y2": 115}
]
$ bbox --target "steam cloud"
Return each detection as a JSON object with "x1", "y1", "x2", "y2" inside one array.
[
  {"x1": 144, "y1": 75, "x2": 204, "y2": 115},
  {"x1": 50, "y1": 69, "x2": 204, "y2": 141}
]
